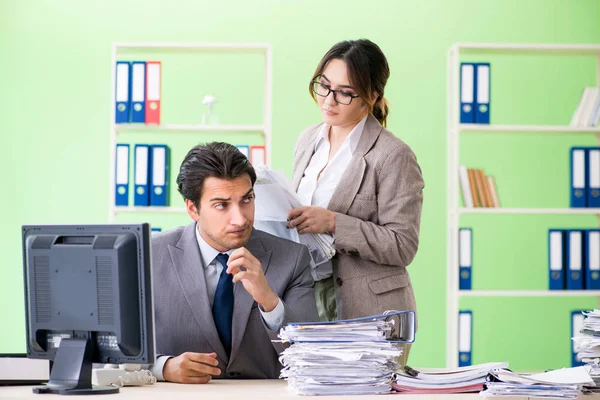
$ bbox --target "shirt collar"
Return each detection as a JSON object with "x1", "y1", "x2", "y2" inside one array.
[
  {"x1": 315, "y1": 114, "x2": 368, "y2": 155},
  {"x1": 195, "y1": 223, "x2": 233, "y2": 268}
]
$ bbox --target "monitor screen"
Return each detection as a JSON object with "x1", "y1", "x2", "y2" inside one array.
[{"x1": 22, "y1": 224, "x2": 155, "y2": 395}]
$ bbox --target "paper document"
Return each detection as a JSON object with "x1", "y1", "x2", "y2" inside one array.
[{"x1": 253, "y1": 165, "x2": 335, "y2": 270}]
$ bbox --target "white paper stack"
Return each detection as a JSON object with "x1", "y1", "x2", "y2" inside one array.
[
  {"x1": 392, "y1": 362, "x2": 508, "y2": 394},
  {"x1": 481, "y1": 367, "x2": 593, "y2": 399},
  {"x1": 277, "y1": 311, "x2": 414, "y2": 396},
  {"x1": 573, "y1": 310, "x2": 600, "y2": 389}
]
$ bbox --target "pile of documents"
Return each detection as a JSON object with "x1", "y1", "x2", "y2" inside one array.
[
  {"x1": 278, "y1": 311, "x2": 415, "y2": 396},
  {"x1": 252, "y1": 165, "x2": 335, "y2": 271},
  {"x1": 573, "y1": 309, "x2": 600, "y2": 389},
  {"x1": 481, "y1": 367, "x2": 593, "y2": 398},
  {"x1": 392, "y1": 362, "x2": 507, "y2": 394}
]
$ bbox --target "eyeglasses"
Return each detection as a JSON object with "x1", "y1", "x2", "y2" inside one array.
[{"x1": 311, "y1": 81, "x2": 360, "y2": 105}]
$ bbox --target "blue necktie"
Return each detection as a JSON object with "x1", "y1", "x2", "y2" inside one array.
[{"x1": 212, "y1": 253, "x2": 234, "y2": 356}]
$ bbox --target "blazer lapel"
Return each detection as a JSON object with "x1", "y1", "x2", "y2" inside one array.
[
  {"x1": 229, "y1": 231, "x2": 272, "y2": 365},
  {"x1": 292, "y1": 125, "x2": 322, "y2": 192},
  {"x1": 168, "y1": 223, "x2": 228, "y2": 363},
  {"x1": 328, "y1": 114, "x2": 383, "y2": 215}
]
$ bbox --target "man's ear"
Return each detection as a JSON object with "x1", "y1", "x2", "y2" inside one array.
[{"x1": 186, "y1": 199, "x2": 200, "y2": 222}]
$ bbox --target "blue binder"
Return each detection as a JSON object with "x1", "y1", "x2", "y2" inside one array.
[
  {"x1": 571, "y1": 147, "x2": 587, "y2": 208},
  {"x1": 151, "y1": 227, "x2": 162, "y2": 232},
  {"x1": 150, "y1": 144, "x2": 170, "y2": 207},
  {"x1": 458, "y1": 310, "x2": 472, "y2": 367},
  {"x1": 134, "y1": 144, "x2": 150, "y2": 206},
  {"x1": 114, "y1": 61, "x2": 131, "y2": 123},
  {"x1": 459, "y1": 63, "x2": 475, "y2": 123},
  {"x1": 548, "y1": 229, "x2": 566, "y2": 290},
  {"x1": 236, "y1": 145, "x2": 250, "y2": 159},
  {"x1": 459, "y1": 228, "x2": 472, "y2": 290},
  {"x1": 587, "y1": 148, "x2": 600, "y2": 208},
  {"x1": 566, "y1": 230, "x2": 584, "y2": 290},
  {"x1": 114, "y1": 144, "x2": 130, "y2": 206},
  {"x1": 474, "y1": 63, "x2": 490, "y2": 124},
  {"x1": 586, "y1": 229, "x2": 600, "y2": 290},
  {"x1": 571, "y1": 311, "x2": 585, "y2": 367},
  {"x1": 130, "y1": 61, "x2": 146, "y2": 123}
]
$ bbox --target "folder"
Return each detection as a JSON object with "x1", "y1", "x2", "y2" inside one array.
[
  {"x1": 236, "y1": 145, "x2": 250, "y2": 159},
  {"x1": 130, "y1": 61, "x2": 146, "y2": 123},
  {"x1": 475, "y1": 63, "x2": 490, "y2": 124},
  {"x1": 458, "y1": 310, "x2": 472, "y2": 367},
  {"x1": 151, "y1": 227, "x2": 162, "y2": 232},
  {"x1": 548, "y1": 229, "x2": 566, "y2": 290},
  {"x1": 459, "y1": 228, "x2": 472, "y2": 290},
  {"x1": 283, "y1": 310, "x2": 416, "y2": 344},
  {"x1": 145, "y1": 61, "x2": 161, "y2": 125},
  {"x1": 134, "y1": 144, "x2": 150, "y2": 206},
  {"x1": 150, "y1": 144, "x2": 169, "y2": 207},
  {"x1": 114, "y1": 61, "x2": 131, "y2": 124},
  {"x1": 588, "y1": 148, "x2": 600, "y2": 208},
  {"x1": 460, "y1": 63, "x2": 475, "y2": 123},
  {"x1": 571, "y1": 147, "x2": 587, "y2": 208},
  {"x1": 250, "y1": 145, "x2": 266, "y2": 165},
  {"x1": 571, "y1": 311, "x2": 585, "y2": 367},
  {"x1": 114, "y1": 144, "x2": 129, "y2": 206},
  {"x1": 585, "y1": 229, "x2": 600, "y2": 290},
  {"x1": 566, "y1": 230, "x2": 584, "y2": 290}
]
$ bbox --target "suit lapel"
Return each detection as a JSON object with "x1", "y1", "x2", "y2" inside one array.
[
  {"x1": 292, "y1": 125, "x2": 322, "y2": 192},
  {"x1": 229, "y1": 231, "x2": 272, "y2": 365},
  {"x1": 168, "y1": 223, "x2": 228, "y2": 363},
  {"x1": 328, "y1": 114, "x2": 383, "y2": 214}
]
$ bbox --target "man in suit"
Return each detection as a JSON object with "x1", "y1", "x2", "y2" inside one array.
[{"x1": 150, "y1": 142, "x2": 318, "y2": 383}]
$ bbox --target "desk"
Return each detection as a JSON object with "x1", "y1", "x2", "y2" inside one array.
[{"x1": 1, "y1": 380, "x2": 597, "y2": 400}]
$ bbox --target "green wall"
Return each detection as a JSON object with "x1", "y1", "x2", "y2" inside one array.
[{"x1": 1, "y1": 0, "x2": 599, "y2": 371}]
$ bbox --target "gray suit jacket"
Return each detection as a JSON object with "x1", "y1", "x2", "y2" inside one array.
[
  {"x1": 292, "y1": 114, "x2": 424, "y2": 320},
  {"x1": 151, "y1": 223, "x2": 318, "y2": 379}
]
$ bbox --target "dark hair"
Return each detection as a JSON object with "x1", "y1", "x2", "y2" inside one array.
[
  {"x1": 310, "y1": 39, "x2": 390, "y2": 127},
  {"x1": 176, "y1": 142, "x2": 257, "y2": 208}
]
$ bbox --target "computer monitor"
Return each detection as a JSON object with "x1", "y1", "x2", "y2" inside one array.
[{"x1": 22, "y1": 224, "x2": 155, "y2": 395}]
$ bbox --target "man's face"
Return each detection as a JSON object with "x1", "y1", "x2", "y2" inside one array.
[{"x1": 186, "y1": 174, "x2": 255, "y2": 252}]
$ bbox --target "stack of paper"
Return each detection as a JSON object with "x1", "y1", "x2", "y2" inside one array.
[
  {"x1": 573, "y1": 310, "x2": 600, "y2": 389},
  {"x1": 278, "y1": 311, "x2": 414, "y2": 396},
  {"x1": 481, "y1": 367, "x2": 593, "y2": 398},
  {"x1": 392, "y1": 362, "x2": 508, "y2": 394},
  {"x1": 252, "y1": 165, "x2": 335, "y2": 270}
]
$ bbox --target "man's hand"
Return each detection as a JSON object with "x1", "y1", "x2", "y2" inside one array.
[
  {"x1": 227, "y1": 248, "x2": 278, "y2": 312},
  {"x1": 288, "y1": 206, "x2": 336, "y2": 234},
  {"x1": 163, "y1": 352, "x2": 221, "y2": 384}
]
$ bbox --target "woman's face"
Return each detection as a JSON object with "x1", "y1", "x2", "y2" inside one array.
[{"x1": 315, "y1": 59, "x2": 369, "y2": 128}]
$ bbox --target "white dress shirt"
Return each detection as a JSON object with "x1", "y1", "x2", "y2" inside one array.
[
  {"x1": 297, "y1": 115, "x2": 367, "y2": 281},
  {"x1": 150, "y1": 225, "x2": 284, "y2": 381}
]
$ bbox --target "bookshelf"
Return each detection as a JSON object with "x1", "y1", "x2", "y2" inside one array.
[
  {"x1": 446, "y1": 43, "x2": 600, "y2": 368},
  {"x1": 108, "y1": 42, "x2": 272, "y2": 223}
]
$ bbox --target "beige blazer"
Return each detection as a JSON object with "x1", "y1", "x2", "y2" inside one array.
[{"x1": 292, "y1": 114, "x2": 424, "y2": 320}]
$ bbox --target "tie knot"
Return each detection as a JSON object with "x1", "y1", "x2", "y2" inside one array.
[{"x1": 215, "y1": 253, "x2": 229, "y2": 267}]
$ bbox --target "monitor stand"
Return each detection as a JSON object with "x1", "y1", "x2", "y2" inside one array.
[{"x1": 32, "y1": 337, "x2": 118, "y2": 395}]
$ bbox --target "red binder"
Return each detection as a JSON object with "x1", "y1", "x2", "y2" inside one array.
[{"x1": 145, "y1": 61, "x2": 161, "y2": 124}]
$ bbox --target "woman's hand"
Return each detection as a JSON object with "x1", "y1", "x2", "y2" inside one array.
[{"x1": 288, "y1": 206, "x2": 336, "y2": 234}]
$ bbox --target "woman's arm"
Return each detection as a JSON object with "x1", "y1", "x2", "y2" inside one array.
[{"x1": 334, "y1": 145, "x2": 424, "y2": 267}]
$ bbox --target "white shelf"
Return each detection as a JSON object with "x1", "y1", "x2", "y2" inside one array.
[
  {"x1": 113, "y1": 207, "x2": 187, "y2": 214},
  {"x1": 452, "y1": 43, "x2": 600, "y2": 55},
  {"x1": 458, "y1": 208, "x2": 600, "y2": 215},
  {"x1": 460, "y1": 290, "x2": 600, "y2": 297},
  {"x1": 446, "y1": 41, "x2": 600, "y2": 369},
  {"x1": 115, "y1": 42, "x2": 270, "y2": 53},
  {"x1": 459, "y1": 124, "x2": 600, "y2": 133},
  {"x1": 115, "y1": 124, "x2": 265, "y2": 134}
]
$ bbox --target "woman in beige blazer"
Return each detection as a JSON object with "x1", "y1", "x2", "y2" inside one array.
[{"x1": 288, "y1": 39, "x2": 424, "y2": 336}]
